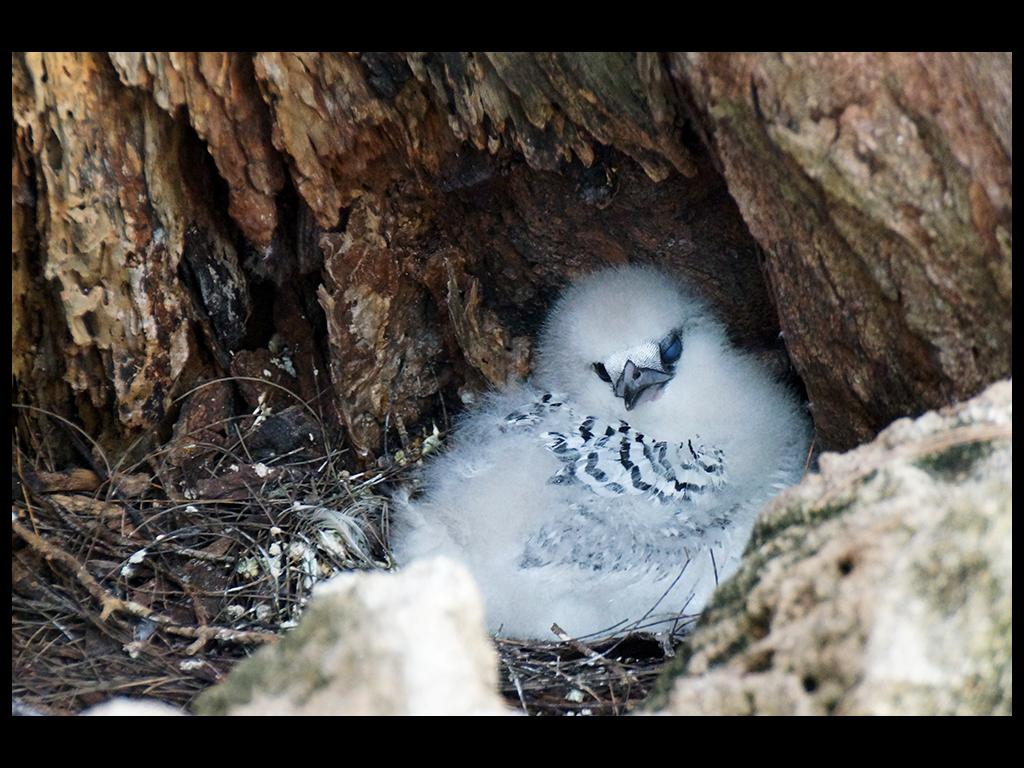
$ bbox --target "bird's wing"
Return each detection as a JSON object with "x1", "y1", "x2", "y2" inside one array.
[
  {"x1": 499, "y1": 393, "x2": 730, "y2": 581},
  {"x1": 541, "y1": 416, "x2": 727, "y2": 504},
  {"x1": 501, "y1": 392, "x2": 569, "y2": 430}
]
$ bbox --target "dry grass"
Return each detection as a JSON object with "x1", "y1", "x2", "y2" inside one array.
[
  {"x1": 11, "y1": 382, "x2": 683, "y2": 716},
  {"x1": 496, "y1": 627, "x2": 689, "y2": 716}
]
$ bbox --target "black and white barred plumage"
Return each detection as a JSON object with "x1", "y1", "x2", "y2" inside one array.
[
  {"x1": 391, "y1": 266, "x2": 811, "y2": 640},
  {"x1": 504, "y1": 396, "x2": 726, "y2": 503}
]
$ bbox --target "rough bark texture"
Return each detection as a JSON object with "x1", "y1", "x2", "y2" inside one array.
[
  {"x1": 109, "y1": 52, "x2": 286, "y2": 248},
  {"x1": 671, "y1": 52, "x2": 1012, "y2": 449},
  {"x1": 13, "y1": 53, "x2": 219, "y2": 444},
  {"x1": 11, "y1": 52, "x2": 1012, "y2": 462}
]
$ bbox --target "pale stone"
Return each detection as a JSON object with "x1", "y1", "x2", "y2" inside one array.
[
  {"x1": 82, "y1": 699, "x2": 185, "y2": 716},
  {"x1": 651, "y1": 380, "x2": 1012, "y2": 715},
  {"x1": 194, "y1": 557, "x2": 513, "y2": 716}
]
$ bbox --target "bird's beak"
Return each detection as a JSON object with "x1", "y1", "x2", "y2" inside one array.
[{"x1": 614, "y1": 359, "x2": 674, "y2": 411}]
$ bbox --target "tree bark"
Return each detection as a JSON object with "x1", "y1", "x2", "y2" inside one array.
[
  {"x1": 11, "y1": 52, "x2": 1011, "y2": 463},
  {"x1": 671, "y1": 52, "x2": 1011, "y2": 449}
]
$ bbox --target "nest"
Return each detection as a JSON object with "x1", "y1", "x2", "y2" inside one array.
[
  {"x1": 496, "y1": 629, "x2": 689, "y2": 716},
  {"x1": 12, "y1": 387, "x2": 683, "y2": 716}
]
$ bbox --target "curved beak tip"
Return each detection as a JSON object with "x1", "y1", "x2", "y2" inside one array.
[{"x1": 616, "y1": 359, "x2": 673, "y2": 411}]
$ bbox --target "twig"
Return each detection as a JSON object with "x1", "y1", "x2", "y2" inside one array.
[
  {"x1": 802, "y1": 435, "x2": 816, "y2": 477},
  {"x1": 506, "y1": 664, "x2": 530, "y2": 715},
  {"x1": 14, "y1": 441, "x2": 39, "y2": 533},
  {"x1": 550, "y1": 623, "x2": 630, "y2": 685},
  {"x1": 12, "y1": 403, "x2": 113, "y2": 483},
  {"x1": 11, "y1": 516, "x2": 278, "y2": 648}
]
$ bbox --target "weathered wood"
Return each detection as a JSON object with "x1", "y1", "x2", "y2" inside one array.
[
  {"x1": 12, "y1": 52, "x2": 247, "y2": 446},
  {"x1": 670, "y1": 52, "x2": 1012, "y2": 450},
  {"x1": 109, "y1": 52, "x2": 285, "y2": 247},
  {"x1": 11, "y1": 52, "x2": 1011, "y2": 462},
  {"x1": 312, "y1": 147, "x2": 770, "y2": 457},
  {"x1": 318, "y1": 194, "x2": 447, "y2": 457},
  {"x1": 251, "y1": 52, "x2": 455, "y2": 228}
]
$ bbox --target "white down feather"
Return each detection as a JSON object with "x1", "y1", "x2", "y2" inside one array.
[{"x1": 390, "y1": 265, "x2": 811, "y2": 640}]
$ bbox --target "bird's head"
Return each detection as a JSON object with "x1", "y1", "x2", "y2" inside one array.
[{"x1": 533, "y1": 265, "x2": 727, "y2": 422}]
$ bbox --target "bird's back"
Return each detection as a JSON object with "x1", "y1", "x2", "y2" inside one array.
[
  {"x1": 390, "y1": 265, "x2": 811, "y2": 641},
  {"x1": 390, "y1": 385, "x2": 777, "y2": 640}
]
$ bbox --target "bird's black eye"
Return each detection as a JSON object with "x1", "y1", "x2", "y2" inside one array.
[
  {"x1": 660, "y1": 333, "x2": 682, "y2": 365},
  {"x1": 592, "y1": 362, "x2": 612, "y2": 383}
]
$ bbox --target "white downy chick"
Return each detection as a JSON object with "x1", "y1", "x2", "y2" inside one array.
[{"x1": 391, "y1": 265, "x2": 811, "y2": 641}]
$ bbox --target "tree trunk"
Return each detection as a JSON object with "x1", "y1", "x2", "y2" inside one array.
[
  {"x1": 11, "y1": 52, "x2": 1011, "y2": 466},
  {"x1": 671, "y1": 52, "x2": 1011, "y2": 449}
]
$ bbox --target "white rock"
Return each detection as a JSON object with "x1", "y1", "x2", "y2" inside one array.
[
  {"x1": 195, "y1": 557, "x2": 513, "y2": 716},
  {"x1": 82, "y1": 698, "x2": 184, "y2": 716},
  {"x1": 653, "y1": 380, "x2": 1012, "y2": 716}
]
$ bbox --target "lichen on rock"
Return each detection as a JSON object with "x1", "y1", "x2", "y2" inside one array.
[{"x1": 650, "y1": 379, "x2": 1012, "y2": 715}]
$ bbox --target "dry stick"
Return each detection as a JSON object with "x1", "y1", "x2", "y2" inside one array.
[
  {"x1": 11, "y1": 516, "x2": 278, "y2": 650},
  {"x1": 12, "y1": 404, "x2": 152, "y2": 528},
  {"x1": 545, "y1": 664, "x2": 604, "y2": 707},
  {"x1": 178, "y1": 580, "x2": 212, "y2": 655},
  {"x1": 14, "y1": 441, "x2": 39, "y2": 533},
  {"x1": 161, "y1": 545, "x2": 236, "y2": 563},
  {"x1": 802, "y1": 436, "x2": 817, "y2": 478},
  {"x1": 46, "y1": 494, "x2": 135, "y2": 553},
  {"x1": 550, "y1": 623, "x2": 630, "y2": 687},
  {"x1": 17, "y1": 416, "x2": 47, "y2": 472},
  {"x1": 233, "y1": 422, "x2": 255, "y2": 464},
  {"x1": 506, "y1": 664, "x2": 530, "y2": 715},
  {"x1": 11, "y1": 404, "x2": 113, "y2": 479}
]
